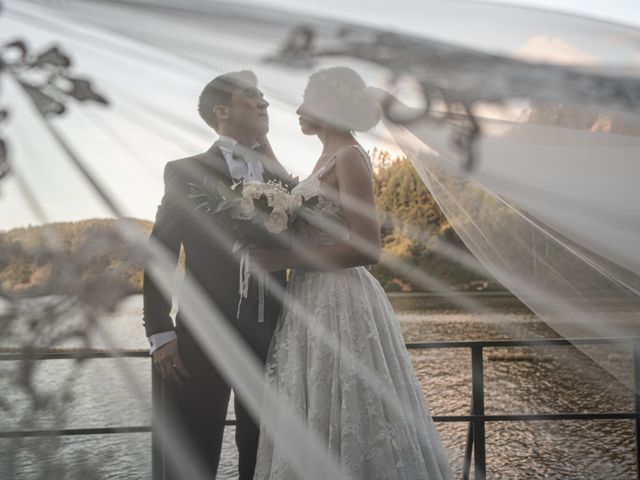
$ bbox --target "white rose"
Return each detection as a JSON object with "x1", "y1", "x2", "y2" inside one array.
[
  {"x1": 242, "y1": 181, "x2": 263, "y2": 199},
  {"x1": 237, "y1": 198, "x2": 255, "y2": 219},
  {"x1": 264, "y1": 208, "x2": 288, "y2": 234},
  {"x1": 268, "y1": 191, "x2": 289, "y2": 210}
]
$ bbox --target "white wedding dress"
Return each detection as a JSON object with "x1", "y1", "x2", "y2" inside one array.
[{"x1": 253, "y1": 146, "x2": 453, "y2": 480}]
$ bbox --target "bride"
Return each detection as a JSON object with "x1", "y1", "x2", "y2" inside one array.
[{"x1": 250, "y1": 66, "x2": 453, "y2": 479}]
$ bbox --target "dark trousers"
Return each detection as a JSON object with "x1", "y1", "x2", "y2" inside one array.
[{"x1": 161, "y1": 315, "x2": 275, "y2": 480}]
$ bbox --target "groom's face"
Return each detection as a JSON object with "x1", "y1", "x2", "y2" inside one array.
[{"x1": 227, "y1": 85, "x2": 270, "y2": 137}]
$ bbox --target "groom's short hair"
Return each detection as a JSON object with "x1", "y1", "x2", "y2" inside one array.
[{"x1": 198, "y1": 70, "x2": 258, "y2": 130}]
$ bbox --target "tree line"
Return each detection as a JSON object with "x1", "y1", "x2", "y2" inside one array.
[{"x1": 0, "y1": 151, "x2": 500, "y2": 295}]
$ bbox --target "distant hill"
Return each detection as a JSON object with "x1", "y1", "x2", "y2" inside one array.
[
  {"x1": 0, "y1": 155, "x2": 501, "y2": 295},
  {"x1": 0, "y1": 218, "x2": 155, "y2": 296},
  {"x1": 0, "y1": 216, "x2": 497, "y2": 296}
]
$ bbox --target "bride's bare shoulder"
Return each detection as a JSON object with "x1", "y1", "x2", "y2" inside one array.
[{"x1": 334, "y1": 145, "x2": 372, "y2": 177}]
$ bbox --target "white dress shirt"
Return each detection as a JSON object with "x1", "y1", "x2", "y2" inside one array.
[
  {"x1": 147, "y1": 135, "x2": 265, "y2": 355},
  {"x1": 217, "y1": 135, "x2": 265, "y2": 182}
]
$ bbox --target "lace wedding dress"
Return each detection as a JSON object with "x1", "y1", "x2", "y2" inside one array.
[{"x1": 253, "y1": 146, "x2": 453, "y2": 480}]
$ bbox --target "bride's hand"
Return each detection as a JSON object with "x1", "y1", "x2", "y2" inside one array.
[{"x1": 249, "y1": 247, "x2": 288, "y2": 273}]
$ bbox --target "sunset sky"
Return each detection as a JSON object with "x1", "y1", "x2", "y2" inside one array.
[{"x1": 1, "y1": 0, "x2": 638, "y2": 231}]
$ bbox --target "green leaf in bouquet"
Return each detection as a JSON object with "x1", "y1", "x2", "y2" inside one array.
[
  {"x1": 188, "y1": 182, "x2": 213, "y2": 200},
  {"x1": 188, "y1": 183, "x2": 213, "y2": 208},
  {"x1": 189, "y1": 192, "x2": 209, "y2": 200},
  {"x1": 213, "y1": 199, "x2": 234, "y2": 214},
  {"x1": 194, "y1": 201, "x2": 210, "y2": 212},
  {"x1": 216, "y1": 179, "x2": 238, "y2": 200},
  {"x1": 189, "y1": 193, "x2": 211, "y2": 204}
]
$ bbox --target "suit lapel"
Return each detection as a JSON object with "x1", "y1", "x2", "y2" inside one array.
[
  {"x1": 201, "y1": 142, "x2": 232, "y2": 185},
  {"x1": 203, "y1": 140, "x2": 292, "y2": 186}
]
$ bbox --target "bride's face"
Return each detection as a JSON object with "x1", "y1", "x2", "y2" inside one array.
[
  {"x1": 296, "y1": 103, "x2": 319, "y2": 135},
  {"x1": 296, "y1": 86, "x2": 325, "y2": 135}
]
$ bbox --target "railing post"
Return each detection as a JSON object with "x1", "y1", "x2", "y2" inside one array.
[
  {"x1": 463, "y1": 400, "x2": 474, "y2": 480},
  {"x1": 151, "y1": 361, "x2": 164, "y2": 480},
  {"x1": 633, "y1": 344, "x2": 640, "y2": 480},
  {"x1": 471, "y1": 346, "x2": 486, "y2": 480}
]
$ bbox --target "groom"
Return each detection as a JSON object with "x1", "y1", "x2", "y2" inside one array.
[{"x1": 142, "y1": 70, "x2": 288, "y2": 479}]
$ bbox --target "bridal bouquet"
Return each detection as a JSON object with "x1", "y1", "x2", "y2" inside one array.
[
  {"x1": 189, "y1": 176, "x2": 318, "y2": 322},
  {"x1": 189, "y1": 176, "x2": 317, "y2": 250}
]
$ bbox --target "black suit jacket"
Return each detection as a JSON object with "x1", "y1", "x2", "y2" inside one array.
[{"x1": 142, "y1": 142, "x2": 288, "y2": 343}]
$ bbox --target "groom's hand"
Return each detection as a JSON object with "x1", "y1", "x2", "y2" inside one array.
[{"x1": 153, "y1": 339, "x2": 190, "y2": 385}]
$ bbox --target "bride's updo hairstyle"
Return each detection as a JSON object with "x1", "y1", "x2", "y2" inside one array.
[{"x1": 303, "y1": 66, "x2": 381, "y2": 132}]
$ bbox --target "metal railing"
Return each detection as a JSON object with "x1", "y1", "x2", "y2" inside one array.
[
  {"x1": 2, "y1": 337, "x2": 639, "y2": 479},
  {"x1": 405, "y1": 337, "x2": 640, "y2": 480}
]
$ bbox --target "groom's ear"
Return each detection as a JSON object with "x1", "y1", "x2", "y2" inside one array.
[{"x1": 213, "y1": 105, "x2": 230, "y2": 122}]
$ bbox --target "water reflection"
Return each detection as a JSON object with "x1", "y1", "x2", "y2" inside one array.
[
  {"x1": 402, "y1": 314, "x2": 635, "y2": 478},
  {"x1": 0, "y1": 295, "x2": 636, "y2": 478}
]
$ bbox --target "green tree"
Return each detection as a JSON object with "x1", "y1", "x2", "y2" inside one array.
[{"x1": 371, "y1": 152, "x2": 498, "y2": 292}]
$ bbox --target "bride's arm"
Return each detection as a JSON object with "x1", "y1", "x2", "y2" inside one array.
[{"x1": 251, "y1": 148, "x2": 381, "y2": 272}]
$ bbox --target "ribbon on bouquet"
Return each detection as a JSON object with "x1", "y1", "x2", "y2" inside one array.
[{"x1": 237, "y1": 251, "x2": 268, "y2": 323}]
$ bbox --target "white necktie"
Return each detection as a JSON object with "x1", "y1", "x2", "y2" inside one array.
[{"x1": 232, "y1": 144, "x2": 264, "y2": 181}]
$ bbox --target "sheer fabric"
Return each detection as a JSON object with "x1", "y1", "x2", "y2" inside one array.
[{"x1": 254, "y1": 147, "x2": 453, "y2": 479}]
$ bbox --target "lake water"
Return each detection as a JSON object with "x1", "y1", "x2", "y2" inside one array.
[{"x1": 1, "y1": 294, "x2": 637, "y2": 479}]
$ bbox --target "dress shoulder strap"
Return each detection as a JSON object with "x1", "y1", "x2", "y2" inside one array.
[{"x1": 317, "y1": 144, "x2": 372, "y2": 179}]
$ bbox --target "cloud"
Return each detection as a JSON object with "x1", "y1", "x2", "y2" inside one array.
[{"x1": 513, "y1": 35, "x2": 599, "y2": 66}]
